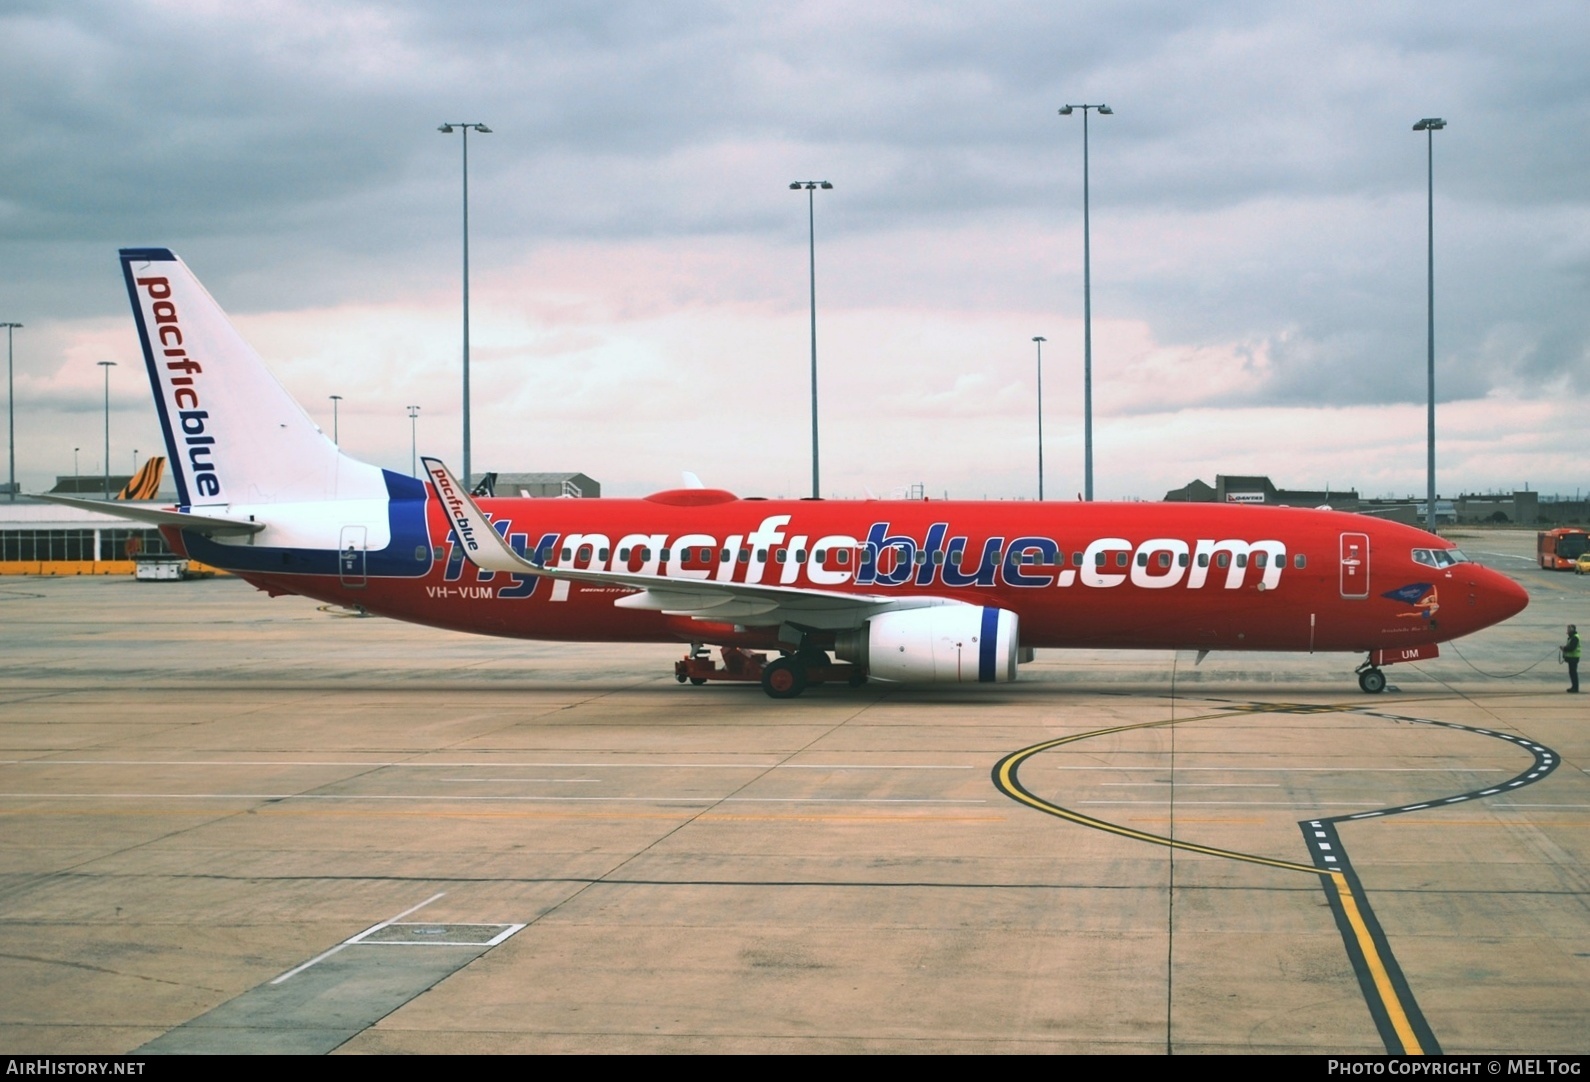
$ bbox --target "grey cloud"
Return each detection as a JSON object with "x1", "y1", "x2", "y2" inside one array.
[{"x1": 3, "y1": 0, "x2": 1589, "y2": 416}]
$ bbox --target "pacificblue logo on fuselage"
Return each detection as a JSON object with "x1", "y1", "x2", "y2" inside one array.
[{"x1": 435, "y1": 513, "x2": 1290, "y2": 598}]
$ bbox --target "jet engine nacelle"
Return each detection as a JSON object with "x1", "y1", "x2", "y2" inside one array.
[{"x1": 836, "y1": 606, "x2": 1020, "y2": 684}]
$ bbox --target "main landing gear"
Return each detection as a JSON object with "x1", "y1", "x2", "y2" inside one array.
[{"x1": 673, "y1": 644, "x2": 864, "y2": 699}]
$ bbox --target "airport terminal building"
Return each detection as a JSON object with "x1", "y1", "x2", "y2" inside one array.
[{"x1": 1165, "y1": 474, "x2": 1557, "y2": 526}]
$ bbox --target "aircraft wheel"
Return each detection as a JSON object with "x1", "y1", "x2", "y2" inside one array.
[
  {"x1": 761, "y1": 658, "x2": 808, "y2": 699},
  {"x1": 689, "y1": 677, "x2": 708, "y2": 686},
  {"x1": 1358, "y1": 667, "x2": 1387, "y2": 694}
]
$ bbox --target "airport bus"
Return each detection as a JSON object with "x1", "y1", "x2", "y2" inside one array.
[{"x1": 1537, "y1": 528, "x2": 1590, "y2": 570}]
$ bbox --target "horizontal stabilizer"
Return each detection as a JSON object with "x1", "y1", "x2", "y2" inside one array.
[{"x1": 30, "y1": 493, "x2": 265, "y2": 535}]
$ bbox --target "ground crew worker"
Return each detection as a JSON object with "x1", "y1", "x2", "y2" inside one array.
[{"x1": 1563, "y1": 624, "x2": 1581, "y2": 693}]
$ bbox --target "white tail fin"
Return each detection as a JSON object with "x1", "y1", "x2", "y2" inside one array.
[{"x1": 119, "y1": 248, "x2": 384, "y2": 508}]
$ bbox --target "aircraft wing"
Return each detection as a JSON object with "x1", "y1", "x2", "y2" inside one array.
[
  {"x1": 30, "y1": 494, "x2": 265, "y2": 536},
  {"x1": 422, "y1": 457, "x2": 959, "y2": 629}
]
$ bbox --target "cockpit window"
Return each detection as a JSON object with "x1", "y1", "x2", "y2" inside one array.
[{"x1": 1412, "y1": 547, "x2": 1470, "y2": 567}]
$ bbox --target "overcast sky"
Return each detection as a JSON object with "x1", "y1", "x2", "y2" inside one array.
[{"x1": 3, "y1": 0, "x2": 1588, "y2": 500}]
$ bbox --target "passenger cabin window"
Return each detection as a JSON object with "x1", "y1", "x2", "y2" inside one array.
[
  {"x1": 1216, "y1": 553, "x2": 1230, "y2": 568},
  {"x1": 1294, "y1": 554, "x2": 1307, "y2": 569},
  {"x1": 1158, "y1": 552, "x2": 1172, "y2": 568},
  {"x1": 835, "y1": 550, "x2": 849, "y2": 566},
  {"x1": 1116, "y1": 552, "x2": 1129, "y2": 567}
]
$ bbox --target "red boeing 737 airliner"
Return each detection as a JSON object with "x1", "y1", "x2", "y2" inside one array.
[{"x1": 44, "y1": 249, "x2": 1529, "y2": 698}]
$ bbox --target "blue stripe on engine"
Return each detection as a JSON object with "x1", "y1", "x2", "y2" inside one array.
[{"x1": 978, "y1": 606, "x2": 998, "y2": 682}]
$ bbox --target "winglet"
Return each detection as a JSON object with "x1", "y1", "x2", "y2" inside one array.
[{"x1": 421, "y1": 456, "x2": 546, "y2": 576}]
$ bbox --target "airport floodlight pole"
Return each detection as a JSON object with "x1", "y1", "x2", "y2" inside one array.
[
  {"x1": 1033, "y1": 336, "x2": 1047, "y2": 500},
  {"x1": 97, "y1": 361, "x2": 116, "y2": 499},
  {"x1": 439, "y1": 122, "x2": 492, "y2": 488},
  {"x1": 790, "y1": 180, "x2": 833, "y2": 499},
  {"x1": 73, "y1": 447, "x2": 79, "y2": 480},
  {"x1": 1413, "y1": 117, "x2": 1446, "y2": 533},
  {"x1": 2, "y1": 322, "x2": 19, "y2": 502},
  {"x1": 329, "y1": 394, "x2": 343, "y2": 446},
  {"x1": 407, "y1": 405, "x2": 421, "y2": 477},
  {"x1": 1059, "y1": 103, "x2": 1111, "y2": 501}
]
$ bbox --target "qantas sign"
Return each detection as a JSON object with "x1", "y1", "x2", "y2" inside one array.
[{"x1": 40, "y1": 249, "x2": 1528, "y2": 699}]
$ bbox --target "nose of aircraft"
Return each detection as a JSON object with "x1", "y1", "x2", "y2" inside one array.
[{"x1": 1473, "y1": 565, "x2": 1530, "y2": 629}]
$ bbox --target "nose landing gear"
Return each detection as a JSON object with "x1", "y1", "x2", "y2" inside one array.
[{"x1": 1354, "y1": 644, "x2": 1439, "y2": 694}]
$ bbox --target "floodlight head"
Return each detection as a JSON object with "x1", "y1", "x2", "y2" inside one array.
[
  {"x1": 438, "y1": 124, "x2": 454, "y2": 133},
  {"x1": 1033, "y1": 336, "x2": 1046, "y2": 343},
  {"x1": 1058, "y1": 105, "x2": 1074, "y2": 115},
  {"x1": 819, "y1": 181, "x2": 833, "y2": 189},
  {"x1": 475, "y1": 124, "x2": 492, "y2": 134},
  {"x1": 789, "y1": 182, "x2": 802, "y2": 189},
  {"x1": 1098, "y1": 104, "x2": 1113, "y2": 114},
  {"x1": 1413, "y1": 117, "x2": 1446, "y2": 131}
]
